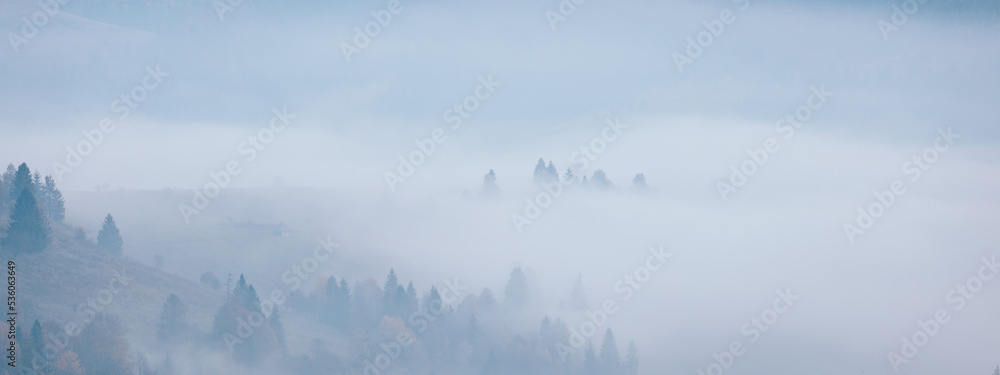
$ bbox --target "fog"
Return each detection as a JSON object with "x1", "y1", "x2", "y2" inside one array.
[{"x1": 1, "y1": 0, "x2": 999, "y2": 374}]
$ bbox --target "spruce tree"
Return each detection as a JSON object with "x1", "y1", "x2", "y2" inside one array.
[
  {"x1": 482, "y1": 170, "x2": 499, "y2": 196},
  {"x1": 600, "y1": 329, "x2": 621, "y2": 373},
  {"x1": 383, "y1": 269, "x2": 399, "y2": 317},
  {"x1": 423, "y1": 286, "x2": 443, "y2": 314},
  {"x1": 404, "y1": 281, "x2": 418, "y2": 315},
  {"x1": 31, "y1": 172, "x2": 41, "y2": 195},
  {"x1": 1, "y1": 164, "x2": 15, "y2": 199},
  {"x1": 41, "y1": 176, "x2": 65, "y2": 222},
  {"x1": 584, "y1": 341, "x2": 599, "y2": 375},
  {"x1": 563, "y1": 168, "x2": 576, "y2": 184},
  {"x1": 623, "y1": 341, "x2": 639, "y2": 375},
  {"x1": 532, "y1": 158, "x2": 547, "y2": 184},
  {"x1": 269, "y1": 308, "x2": 288, "y2": 356},
  {"x1": 2, "y1": 189, "x2": 50, "y2": 256},
  {"x1": 97, "y1": 214, "x2": 123, "y2": 255},
  {"x1": 11, "y1": 163, "x2": 32, "y2": 198},
  {"x1": 0, "y1": 173, "x2": 7, "y2": 214},
  {"x1": 157, "y1": 294, "x2": 188, "y2": 342},
  {"x1": 504, "y1": 267, "x2": 529, "y2": 310},
  {"x1": 631, "y1": 173, "x2": 647, "y2": 192},
  {"x1": 545, "y1": 161, "x2": 558, "y2": 182},
  {"x1": 591, "y1": 170, "x2": 613, "y2": 190}
]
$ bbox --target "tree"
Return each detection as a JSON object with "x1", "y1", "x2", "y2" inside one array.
[
  {"x1": 74, "y1": 313, "x2": 133, "y2": 375},
  {"x1": 600, "y1": 329, "x2": 621, "y2": 373},
  {"x1": 623, "y1": 341, "x2": 639, "y2": 375},
  {"x1": 200, "y1": 271, "x2": 221, "y2": 291},
  {"x1": 591, "y1": 170, "x2": 613, "y2": 190},
  {"x1": 478, "y1": 288, "x2": 498, "y2": 314},
  {"x1": 546, "y1": 161, "x2": 558, "y2": 181},
  {"x1": 504, "y1": 267, "x2": 529, "y2": 310},
  {"x1": 41, "y1": 175, "x2": 65, "y2": 222},
  {"x1": 482, "y1": 170, "x2": 499, "y2": 196},
  {"x1": 631, "y1": 173, "x2": 647, "y2": 192},
  {"x1": 383, "y1": 269, "x2": 399, "y2": 317},
  {"x1": 1, "y1": 164, "x2": 15, "y2": 199},
  {"x1": 157, "y1": 294, "x2": 188, "y2": 342},
  {"x1": 211, "y1": 301, "x2": 278, "y2": 365},
  {"x1": 0, "y1": 172, "x2": 7, "y2": 214},
  {"x1": 11, "y1": 163, "x2": 33, "y2": 198},
  {"x1": 231, "y1": 274, "x2": 262, "y2": 313},
  {"x1": 532, "y1": 158, "x2": 547, "y2": 184},
  {"x1": 97, "y1": 214, "x2": 123, "y2": 255},
  {"x1": 270, "y1": 308, "x2": 288, "y2": 357},
  {"x1": 1, "y1": 189, "x2": 50, "y2": 256},
  {"x1": 563, "y1": 168, "x2": 576, "y2": 184},
  {"x1": 423, "y1": 285, "x2": 443, "y2": 313},
  {"x1": 325, "y1": 278, "x2": 351, "y2": 331},
  {"x1": 404, "y1": 281, "x2": 418, "y2": 316},
  {"x1": 584, "y1": 341, "x2": 599, "y2": 375}
]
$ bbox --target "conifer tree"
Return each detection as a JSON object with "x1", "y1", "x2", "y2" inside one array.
[
  {"x1": 11, "y1": 163, "x2": 32, "y2": 198},
  {"x1": 41, "y1": 176, "x2": 65, "y2": 222},
  {"x1": 97, "y1": 214, "x2": 123, "y2": 255},
  {"x1": 504, "y1": 267, "x2": 529, "y2": 310},
  {"x1": 157, "y1": 294, "x2": 188, "y2": 342},
  {"x1": 623, "y1": 341, "x2": 639, "y2": 375},
  {"x1": 383, "y1": 269, "x2": 399, "y2": 317},
  {"x1": 584, "y1": 341, "x2": 599, "y2": 375},
  {"x1": 563, "y1": 168, "x2": 576, "y2": 184},
  {"x1": 546, "y1": 161, "x2": 558, "y2": 181},
  {"x1": 423, "y1": 286, "x2": 443, "y2": 313},
  {"x1": 631, "y1": 173, "x2": 647, "y2": 192},
  {"x1": 482, "y1": 170, "x2": 499, "y2": 196},
  {"x1": 2, "y1": 188, "x2": 50, "y2": 256},
  {"x1": 532, "y1": 158, "x2": 547, "y2": 184},
  {"x1": 269, "y1": 308, "x2": 288, "y2": 356},
  {"x1": 404, "y1": 281, "x2": 418, "y2": 315},
  {"x1": 600, "y1": 329, "x2": 621, "y2": 373},
  {"x1": 591, "y1": 170, "x2": 614, "y2": 190},
  {"x1": 0, "y1": 173, "x2": 7, "y2": 214},
  {"x1": 1, "y1": 164, "x2": 15, "y2": 199}
]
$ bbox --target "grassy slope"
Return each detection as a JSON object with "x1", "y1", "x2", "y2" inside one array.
[{"x1": 16, "y1": 222, "x2": 347, "y2": 357}]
